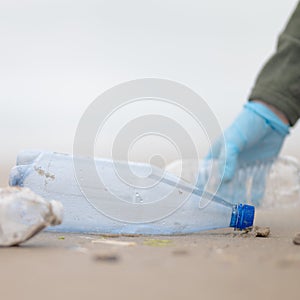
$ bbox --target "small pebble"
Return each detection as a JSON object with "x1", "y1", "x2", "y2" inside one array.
[
  {"x1": 92, "y1": 253, "x2": 119, "y2": 262},
  {"x1": 254, "y1": 226, "x2": 270, "y2": 238},
  {"x1": 172, "y1": 249, "x2": 188, "y2": 255},
  {"x1": 234, "y1": 226, "x2": 270, "y2": 238},
  {"x1": 293, "y1": 233, "x2": 300, "y2": 245}
]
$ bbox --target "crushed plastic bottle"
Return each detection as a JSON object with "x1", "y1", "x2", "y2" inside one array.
[
  {"x1": 0, "y1": 187, "x2": 63, "y2": 246},
  {"x1": 9, "y1": 150, "x2": 254, "y2": 235},
  {"x1": 166, "y1": 156, "x2": 300, "y2": 208}
]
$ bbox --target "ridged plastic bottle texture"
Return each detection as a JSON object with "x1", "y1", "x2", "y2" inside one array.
[{"x1": 9, "y1": 150, "x2": 254, "y2": 234}]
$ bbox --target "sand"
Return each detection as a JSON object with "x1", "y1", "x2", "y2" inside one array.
[
  {"x1": 0, "y1": 207, "x2": 299, "y2": 300},
  {"x1": 1, "y1": 166, "x2": 300, "y2": 300}
]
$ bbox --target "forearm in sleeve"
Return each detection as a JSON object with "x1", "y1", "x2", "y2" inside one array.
[{"x1": 249, "y1": 2, "x2": 300, "y2": 126}]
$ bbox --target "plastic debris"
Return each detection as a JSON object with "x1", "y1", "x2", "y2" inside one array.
[
  {"x1": 10, "y1": 150, "x2": 255, "y2": 235},
  {"x1": 0, "y1": 187, "x2": 63, "y2": 246}
]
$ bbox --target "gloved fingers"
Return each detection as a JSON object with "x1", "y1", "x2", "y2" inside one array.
[
  {"x1": 216, "y1": 180, "x2": 236, "y2": 203},
  {"x1": 219, "y1": 143, "x2": 240, "y2": 182},
  {"x1": 216, "y1": 167, "x2": 247, "y2": 204},
  {"x1": 250, "y1": 162, "x2": 272, "y2": 206},
  {"x1": 197, "y1": 136, "x2": 222, "y2": 189},
  {"x1": 216, "y1": 156, "x2": 271, "y2": 205},
  {"x1": 205, "y1": 136, "x2": 222, "y2": 160}
]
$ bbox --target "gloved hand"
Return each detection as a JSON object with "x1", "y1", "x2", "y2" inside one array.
[{"x1": 204, "y1": 101, "x2": 290, "y2": 204}]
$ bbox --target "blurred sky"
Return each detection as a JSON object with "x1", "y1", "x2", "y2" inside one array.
[{"x1": 0, "y1": 0, "x2": 299, "y2": 182}]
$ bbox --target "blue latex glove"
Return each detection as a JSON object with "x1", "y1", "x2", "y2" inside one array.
[{"x1": 205, "y1": 101, "x2": 290, "y2": 204}]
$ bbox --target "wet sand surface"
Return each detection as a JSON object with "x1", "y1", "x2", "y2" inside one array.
[{"x1": 1, "y1": 207, "x2": 300, "y2": 300}]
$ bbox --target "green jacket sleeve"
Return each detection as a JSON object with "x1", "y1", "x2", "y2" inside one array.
[{"x1": 249, "y1": 2, "x2": 300, "y2": 126}]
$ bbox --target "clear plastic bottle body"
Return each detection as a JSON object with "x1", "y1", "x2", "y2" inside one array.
[{"x1": 9, "y1": 150, "x2": 253, "y2": 234}]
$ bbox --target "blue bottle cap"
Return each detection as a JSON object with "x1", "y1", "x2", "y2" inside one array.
[{"x1": 230, "y1": 204, "x2": 255, "y2": 230}]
